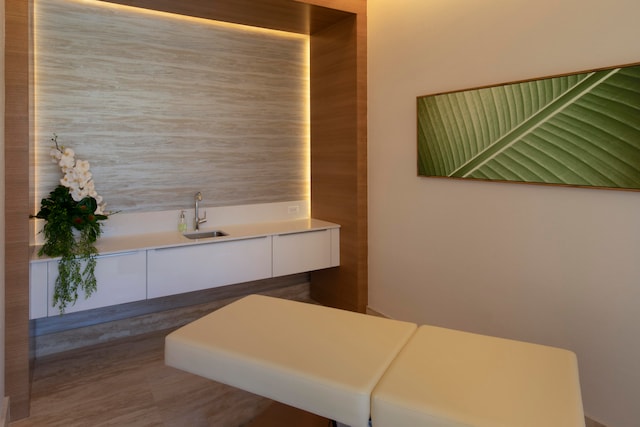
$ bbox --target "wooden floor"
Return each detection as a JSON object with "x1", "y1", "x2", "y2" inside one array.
[{"x1": 10, "y1": 329, "x2": 330, "y2": 427}]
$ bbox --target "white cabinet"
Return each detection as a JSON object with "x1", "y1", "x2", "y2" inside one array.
[
  {"x1": 46, "y1": 251, "x2": 147, "y2": 316},
  {"x1": 147, "y1": 236, "x2": 272, "y2": 299},
  {"x1": 272, "y1": 228, "x2": 339, "y2": 276},
  {"x1": 30, "y1": 223, "x2": 340, "y2": 318},
  {"x1": 30, "y1": 262, "x2": 49, "y2": 319}
]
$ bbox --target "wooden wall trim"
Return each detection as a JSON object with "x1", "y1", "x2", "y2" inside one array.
[
  {"x1": 98, "y1": 0, "x2": 352, "y2": 35},
  {"x1": 4, "y1": 0, "x2": 31, "y2": 420},
  {"x1": 309, "y1": 9, "x2": 367, "y2": 312}
]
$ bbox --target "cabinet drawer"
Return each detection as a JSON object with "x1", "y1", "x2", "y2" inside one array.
[
  {"x1": 47, "y1": 251, "x2": 147, "y2": 316},
  {"x1": 147, "y1": 236, "x2": 272, "y2": 299},
  {"x1": 272, "y1": 229, "x2": 335, "y2": 276}
]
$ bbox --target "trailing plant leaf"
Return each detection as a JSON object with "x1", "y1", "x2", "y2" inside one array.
[{"x1": 54, "y1": 255, "x2": 82, "y2": 312}]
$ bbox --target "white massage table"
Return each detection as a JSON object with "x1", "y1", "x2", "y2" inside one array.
[{"x1": 165, "y1": 294, "x2": 585, "y2": 427}]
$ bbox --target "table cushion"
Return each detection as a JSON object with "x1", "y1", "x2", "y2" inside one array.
[
  {"x1": 165, "y1": 294, "x2": 417, "y2": 427},
  {"x1": 371, "y1": 325, "x2": 584, "y2": 427}
]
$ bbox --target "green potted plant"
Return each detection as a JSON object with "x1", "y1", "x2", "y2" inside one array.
[{"x1": 32, "y1": 135, "x2": 110, "y2": 312}]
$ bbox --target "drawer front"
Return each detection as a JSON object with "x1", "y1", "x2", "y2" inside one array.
[
  {"x1": 147, "y1": 236, "x2": 272, "y2": 299},
  {"x1": 47, "y1": 251, "x2": 147, "y2": 316},
  {"x1": 272, "y1": 229, "x2": 332, "y2": 277}
]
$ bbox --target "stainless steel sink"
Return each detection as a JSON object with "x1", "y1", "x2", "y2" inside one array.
[{"x1": 183, "y1": 230, "x2": 228, "y2": 240}]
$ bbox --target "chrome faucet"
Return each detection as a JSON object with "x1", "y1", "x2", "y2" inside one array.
[{"x1": 194, "y1": 191, "x2": 207, "y2": 231}]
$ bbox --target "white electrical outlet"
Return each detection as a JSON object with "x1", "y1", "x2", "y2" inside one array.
[{"x1": 288, "y1": 205, "x2": 300, "y2": 214}]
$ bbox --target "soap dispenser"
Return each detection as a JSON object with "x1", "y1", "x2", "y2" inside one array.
[{"x1": 178, "y1": 210, "x2": 187, "y2": 232}]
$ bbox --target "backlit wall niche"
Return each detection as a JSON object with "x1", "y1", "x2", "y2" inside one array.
[{"x1": 33, "y1": 0, "x2": 310, "y2": 213}]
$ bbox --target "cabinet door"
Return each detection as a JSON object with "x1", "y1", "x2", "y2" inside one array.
[
  {"x1": 272, "y1": 229, "x2": 334, "y2": 277},
  {"x1": 47, "y1": 251, "x2": 147, "y2": 316},
  {"x1": 147, "y1": 236, "x2": 272, "y2": 299},
  {"x1": 30, "y1": 262, "x2": 49, "y2": 319}
]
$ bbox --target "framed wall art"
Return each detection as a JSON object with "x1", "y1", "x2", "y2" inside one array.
[{"x1": 417, "y1": 63, "x2": 640, "y2": 190}]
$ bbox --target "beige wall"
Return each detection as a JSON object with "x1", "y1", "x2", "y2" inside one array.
[
  {"x1": 368, "y1": 1, "x2": 640, "y2": 426},
  {"x1": 34, "y1": 0, "x2": 309, "y2": 214}
]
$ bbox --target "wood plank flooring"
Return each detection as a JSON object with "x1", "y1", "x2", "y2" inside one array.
[{"x1": 10, "y1": 328, "x2": 288, "y2": 426}]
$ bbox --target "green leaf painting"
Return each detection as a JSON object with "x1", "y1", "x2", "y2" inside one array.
[{"x1": 417, "y1": 64, "x2": 640, "y2": 189}]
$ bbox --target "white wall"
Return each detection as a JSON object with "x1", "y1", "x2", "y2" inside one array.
[{"x1": 368, "y1": 1, "x2": 640, "y2": 426}]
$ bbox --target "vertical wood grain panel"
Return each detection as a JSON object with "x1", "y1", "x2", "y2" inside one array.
[
  {"x1": 5, "y1": 0, "x2": 31, "y2": 419},
  {"x1": 309, "y1": 5, "x2": 367, "y2": 313},
  {"x1": 34, "y1": 0, "x2": 309, "y2": 213}
]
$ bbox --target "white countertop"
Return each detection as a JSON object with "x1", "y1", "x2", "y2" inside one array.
[{"x1": 31, "y1": 218, "x2": 339, "y2": 262}]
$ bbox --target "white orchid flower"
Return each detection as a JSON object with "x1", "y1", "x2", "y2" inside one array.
[
  {"x1": 60, "y1": 175, "x2": 73, "y2": 188},
  {"x1": 50, "y1": 148, "x2": 62, "y2": 161},
  {"x1": 70, "y1": 189, "x2": 84, "y2": 202},
  {"x1": 75, "y1": 160, "x2": 90, "y2": 172},
  {"x1": 50, "y1": 139, "x2": 109, "y2": 215},
  {"x1": 59, "y1": 155, "x2": 75, "y2": 169}
]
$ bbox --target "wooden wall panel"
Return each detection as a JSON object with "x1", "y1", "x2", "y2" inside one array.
[
  {"x1": 98, "y1": 0, "x2": 352, "y2": 35},
  {"x1": 309, "y1": 6, "x2": 367, "y2": 312},
  {"x1": 5, "y1": 0, "x2": 31, "y2": 420}
]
